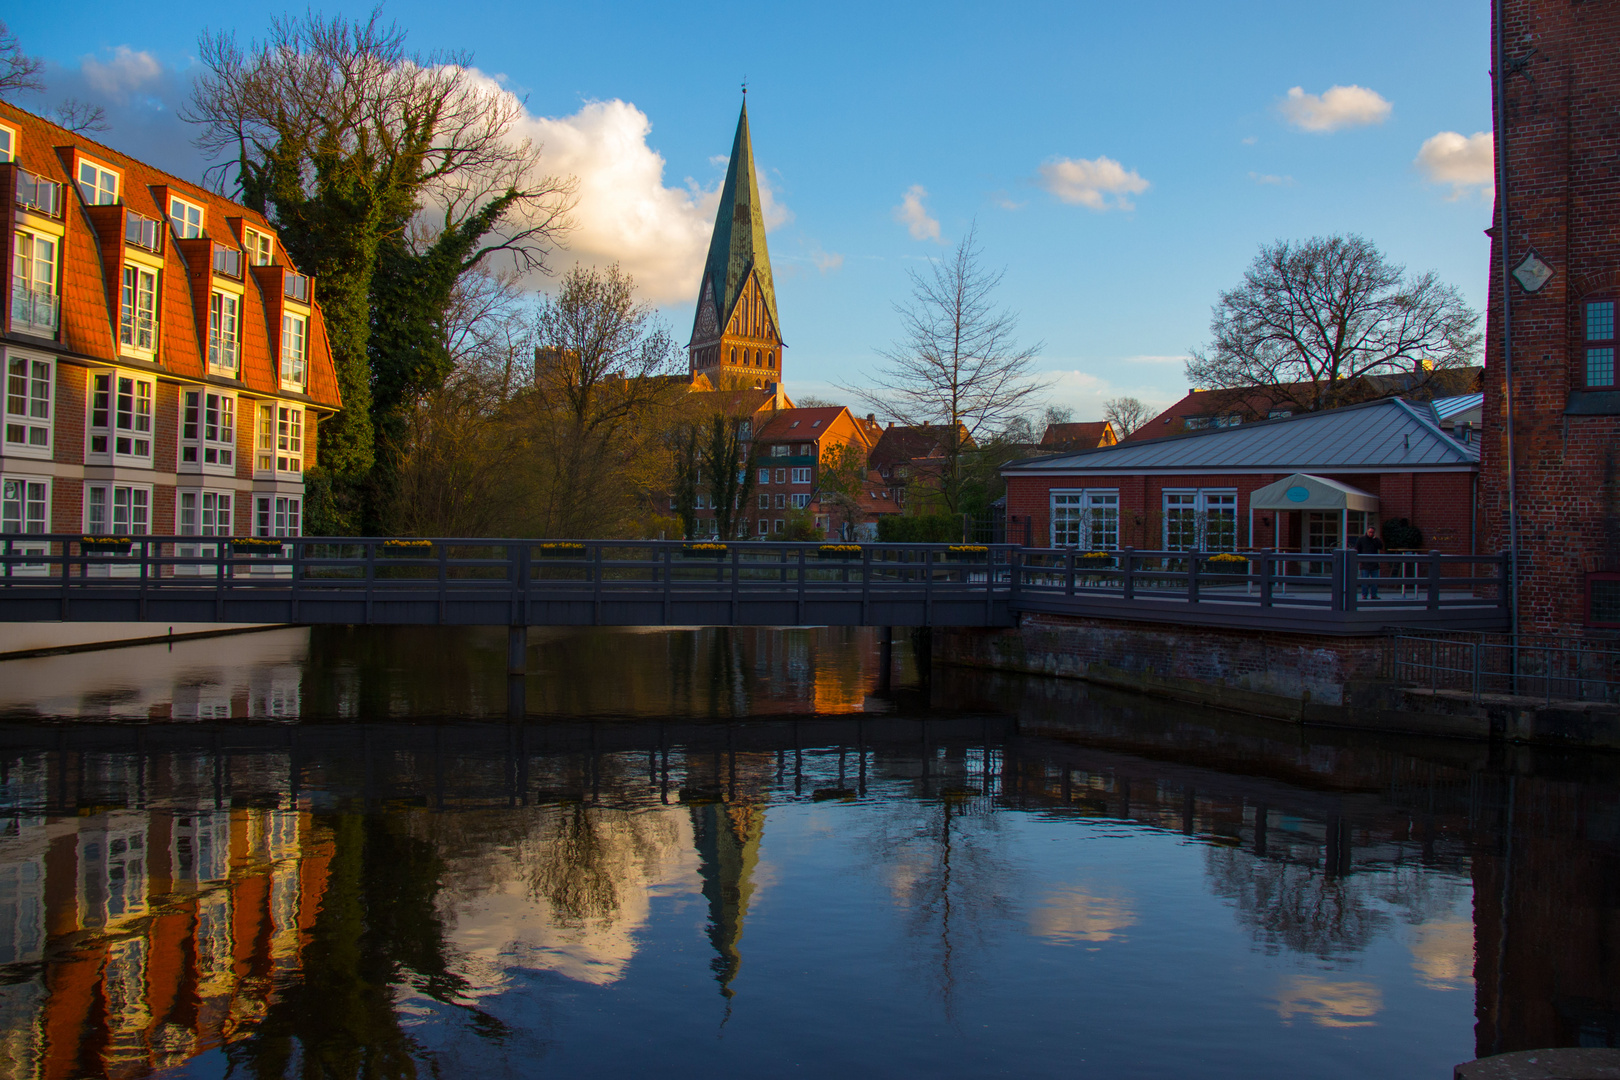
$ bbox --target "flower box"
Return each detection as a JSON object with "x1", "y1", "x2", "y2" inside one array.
[
  {"x1": 818, "y1": 544, "x2": 862, "y2": 560},
  {"x1": 946, "y1": 544, "x2": 989, "y2": 562},
  {"x1": 1075, "y1": 552, "x2": 1116, "y2": 569},
  {"x1": 79, "y1": 536, "x2": 132, "y2": 555},
  {"x1": 683, "y1": 543, "x2": 728, "y2": 559},
  {"x1": 382, "y1": 539, "x2": 433, "y2": 551},
  {"x1": 537, "y1": 542, "x2": 586, "y2": 558},
  {"x1": 231, "y1": 537, "x2": 286, "y2": 552}
]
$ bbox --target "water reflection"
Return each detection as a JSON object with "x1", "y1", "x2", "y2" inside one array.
[{"x1": 0, "y1": 628, "x2": 1614, "y2": 1077}]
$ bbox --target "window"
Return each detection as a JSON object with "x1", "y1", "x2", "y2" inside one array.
[
  {"x1": 168, "y1": 197, "x2": 204, "y2": 238},
  {"x1": 177, "y1": 490, "x2": 233, "y2": 568},
  {"x1": 281, "y1": 314, "x2": 307, "y2": 389},
  {"x1": 770, "y1": 445, "x2": 789, "y2": 457},
  {"x1": 258, "y1": 404, "x2": 302, "y2": 474},
  {"x1": 1163, "y1": 489, "x2": 1237, "y2": 551},
  {"x1": 12, "y1": 230, "x2": 58, "y2": 333},
  {"x1": 757, "y1": 467, "x2": 770, "y2": 484},
  {"x1": 1268, "y1": 409, "x2": 1293, "y2": 419},
  {"x1": 758, "y1": 519, "x2": 769, "y2": 535},
  {"x1": 758, "y1": 494, "x2": 769, "y2": 509},
  {"x1": 245, "y1": 229, "x2": 273, "y2": 266},
  {"x1": 256, "y1": 495, "x2": 302, "y2": 538},
  {"x1": 1586, "y1": 299, "x2": 1615, "y2": 389},
  {"x1": 208, "y1": 292, "x2": 240, "y2": 374},
  {"x1": 773, "y1": 519, "x2": 784, "y2": 533},
  {"x1": 85, "y1": 483, "x2": 151, "y2": 534},
  {"x1": 1, "y1": 477, "x2": 48, "y2": 572},
  {"x1": 119, "y1": 266, "x2": 157, "y2": 352},
  {"x1": 4, "y1": 355, "x2": 51, "y2": 454},
  {"x1": 790, "y1": 467, "x2": 812, "y2": 484},
  {"x1": 181, "y1": 390, "x2": 235, "y2": 469},
  {"x1": 775, "y1": 493, "x2": 786, "y2": 509},
  {"x1": 89, "y1": 374, "x2": 152, "y2": 460},
  {"x1": 124, "y1": 212, "x2": 161, "y2": 252},
  {"x1": 1588, "y1": 573, "x2": 1620, "y2": 628},
  {"x1": 791, "y1": 493, "x2": 810, "y2": 509},
  {"x1": 77, "y1": 161, "x2": 119, "y2": 205},
  {"x1": 0, "y1": 125, "x2": 13, "y2": 162},
  {"x1": 1051, "y1": 491, "x2": 1119, "y2": 550},
  {"x1": 774, "y1": 468, "x2": 787, "y2": 484}
]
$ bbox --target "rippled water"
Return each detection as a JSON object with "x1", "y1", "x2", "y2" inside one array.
[{"x1": 0, "y1": 626, "x2": 1616, "y2": 1078}]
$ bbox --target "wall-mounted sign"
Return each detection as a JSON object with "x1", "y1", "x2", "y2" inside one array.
[
  {"x1": 1285, "y1": 486, "x2": 1310, "y2": 503},
  {"x1": 1512, "y1": 250, "x2": 1554, "y2": 293}
]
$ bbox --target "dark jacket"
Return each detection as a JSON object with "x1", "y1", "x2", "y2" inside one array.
[{"x1": 1354, "y1": 534, "x2": 1384, "y2": 556}]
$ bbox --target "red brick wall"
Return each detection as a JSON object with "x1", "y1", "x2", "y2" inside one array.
[
  {"x1": 54, "y1": 363, "x2": 85, "y2": 466},
  {"x1": 1006, "y1": 470, "x2": 1477, "y2": 553}
]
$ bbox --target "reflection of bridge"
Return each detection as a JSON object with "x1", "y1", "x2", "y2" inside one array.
[{"x1": 0, "y1": 537, "x2": 1510, "y2": 634}]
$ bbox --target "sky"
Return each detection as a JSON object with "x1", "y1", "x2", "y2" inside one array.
[{"x1": 8, "y1": 0, "x2": 1496, "y2": 419}]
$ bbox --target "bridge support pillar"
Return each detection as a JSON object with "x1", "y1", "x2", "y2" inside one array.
[
  {"x1": 879, "y1": 626, "x2": 893, "y2": 692},
  {"x1": 507, "y1": 625, "x2": 528, "y2": 676}
]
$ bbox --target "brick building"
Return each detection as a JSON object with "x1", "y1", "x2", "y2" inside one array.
[
  {"x1": 1481, "y1": 0, "x2": 1620, "y2": 633},
  {"x1": 749, "y1": 405, "x2": 882, "y2": 536},
  {"x1": 0, "y1": 103, "x2": 342, "y2": 554},
  {"x1": 1003, "y1": 398, "x2": 1479, "y2": 554}
]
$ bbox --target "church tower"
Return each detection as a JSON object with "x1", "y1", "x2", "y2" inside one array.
[{"x1": 689, "y1": 99, "x2": 784, "y2": 386}]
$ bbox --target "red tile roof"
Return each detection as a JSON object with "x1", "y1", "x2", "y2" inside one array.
[
  {"x1": 1040, "y1": 421, "x2": 1116, "y2": 448},
  {"x1": 2, "y1": 101, "x2": 342, "y2": 411}
]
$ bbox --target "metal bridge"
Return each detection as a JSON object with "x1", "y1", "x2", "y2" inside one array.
[{"x1": 0, "y1": 536, "x2": 1511, "y2": 636}]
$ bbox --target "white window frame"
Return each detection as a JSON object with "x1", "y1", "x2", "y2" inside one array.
[
  {"x1": 88, "y1": 372, "x2": 154, "y2": 463},
  {"x1": 12, "y1": 229, "x2": 58, "y2": 335},
  {"x1": 791, "y1": 493, "x2": 810, "y2": 509},
  {"x1": 181, "y1": 389, "x2": 236, "y2": 473},
  {"x1": 255, "y1": 494, "x2": 302, "y2": 538},
  {"x1": 4, "y1": 352, "x2": 52, "y2": 457},
  {"x1": 77, "y1": 160, "x2": 120, "y2": 205},
  {"x1": 85, "y1": 482, "x2": 152, "y2": 535},
  {"x1": 208, "y1": 291, "x2": 240, "y2": 374},
  {"x1": 177, "y1": 489, "x2": 235, "y2": 572},
  {"x1": 756, "y1": 467, "x2": 770, "y2": 484},
  {"x1": 790, "y1": 467, "x2": 812, "y2": 484},
  {"x1": 1050, "y1": 489, "x2": 1119, "y2": 550},
  {"x1": 245, "y1": 228, "x2": 273, "y2": 266},
  {"x1": 1162, "y1": 488, "x2": 1238, "y2": 552},
  {"x1": 1, "y1": 475, "x2": 50, "y2": 575},
  {"x1": 280, "y1": 313, "x2": 307, "y2": 390},
  {"x1": 119, "y1": 265, "x2": 157, "y2": 354},
  {"x1": 770, "y1": 445, "x2": 789, "y2": 458},
  {"x1": 168, "y1": 196, "x2": 205, "y2": 239},
  {"x1": 757, "y1": 493, "x2": 769, "y2": 509},
  {"x1": 257, "y1": 403, "x2": 302, "y2": 476},
  {"x1": 0, "y1": 123, "x2": 15, "y2": 163}
]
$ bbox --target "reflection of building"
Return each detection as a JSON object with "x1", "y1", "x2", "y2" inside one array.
[
  {"x1": 0, "y1": 794, "x2": 331, "y2": 1080},
  {"x1": 689, "y1": 800, "x2": 764, "y2": 997}
]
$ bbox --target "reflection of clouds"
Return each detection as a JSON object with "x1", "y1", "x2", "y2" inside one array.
[
  {"x1": 1274, "y1": 975, "x2": 1382, "y2": 1028},
  {"x1": 1030, "y1": 887, "x2": 1135, "y2": 944},
  {"x1": 1409, "y1": 921, "x2": 1473, "y2": 990},
  {"x1": 437, "y1": 806, "x2": 700, "y2": 989}
]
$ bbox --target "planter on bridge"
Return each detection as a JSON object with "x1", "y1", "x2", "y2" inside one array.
[
  {"x1": 230, "y1": 537, "x2": 285, "y2": 553},
  {"x1": 78, "y1": 537, "x2": 133, "y2": 555},
  {"x1": 818, "y1": 544, "x2": 861, "y2": 561},
  {"x1": 946, "y1": 545, "x2": 989, "y2": 563},
  {"x1": 537, "y1": 542, "x2": 586, "y2": 559},
  {"x1": 381, "y1": 539, "x2": 433, "y2": 553},
  {"x1": 682, "y1": 543, "x2": 729, "y2": 560},
  {"x1": 1200, "y1": 552, "x2": 1252, "y2": 586}
]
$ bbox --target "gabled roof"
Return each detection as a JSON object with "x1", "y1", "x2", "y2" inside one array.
[
  {"x1": 869, "y1": 424, "x2": 972, "y2": 469},
  {"x1": 1040, "y1": 421, "x2": 1116, "y2": 448},
  {"x1": 754, "y1": 406, "x2": 851, "y2": 442},
  {"x1": 1005, "y1": 397, "x2": 1479, "y2": 475},
  {"x1": 698, "y1": 102, "x2": 779, "y2": 338}
]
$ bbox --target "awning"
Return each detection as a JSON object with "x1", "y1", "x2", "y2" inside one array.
[{"x1": 1249, "y1": 473, "x2": 1379, "y2": 512}]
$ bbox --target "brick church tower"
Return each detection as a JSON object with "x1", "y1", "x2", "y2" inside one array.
[
  {"x1": 1482, "y1": 0, "x2": 1620, "y2": 635},
  {"x1": 689, "y1": 98, "x2": 784, "y2": 387}
]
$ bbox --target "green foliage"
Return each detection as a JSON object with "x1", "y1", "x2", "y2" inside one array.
[
  {"x1": 782, "y1": 508, "x2": 823, "y2": 541},
  {"x1": 878, "y1": 513, "x2": 959, "y2": 543},
  {"x1": 703, "y1": 413, "x2": 754, "y2": 541}
]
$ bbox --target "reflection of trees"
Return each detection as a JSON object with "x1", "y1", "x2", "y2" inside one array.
[
  {"x1": 1204, "y1": 846, "x2": 1387, "y2": 959},
  {"x1": 523, "y1": 804, "x2": 681, "y2": 928}
]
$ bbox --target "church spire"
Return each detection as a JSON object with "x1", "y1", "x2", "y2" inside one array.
[{"x1": 689, "y1": 98, "x2": 784, "y2": 385}]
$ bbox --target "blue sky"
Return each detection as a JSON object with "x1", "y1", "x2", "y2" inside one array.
[{"x1": 9, "y1": 1, "x2": 1495, "y2": 418}]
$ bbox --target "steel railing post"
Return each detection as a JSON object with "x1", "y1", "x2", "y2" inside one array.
[
  {"x1": 1065, "y1": 548, "x2": 1076, "y2": 598},
  {"x1": 364, "y1": 541, "x2": 377, "y2": 625},
  {"x1": 1188, "y1": 550, "x2": 1201, "y2": 604},
  {"x1": 1427, "y1": 550, "x2": 1442, "y2": 612},
  {"x1": 1123, "y1": 548, "x2": 1135, "y2": 601}
]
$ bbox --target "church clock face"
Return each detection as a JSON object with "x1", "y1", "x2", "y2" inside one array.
[{"x1": 696, "y1": 286, "x2": 719, "y2": 340}]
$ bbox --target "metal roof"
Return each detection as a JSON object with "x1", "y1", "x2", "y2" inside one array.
[
  {"x1": 1432, "y1": 393, "x2": 1484, "y2": 420},
  {"x1": 697, "y1": 102, "x2": 779, "y2": 340},
  {"x1": 1004, "y1": 398, "x2": 1478, "y2": 474}
]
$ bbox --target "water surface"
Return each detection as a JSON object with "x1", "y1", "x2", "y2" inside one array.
[{"x1": 0, "y1": 626, "x2": 1615, "y2": 1078}]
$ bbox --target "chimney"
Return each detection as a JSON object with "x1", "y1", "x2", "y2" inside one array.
[{"x1": 867, "y1": 413, "x2": 875, "y2": 423}]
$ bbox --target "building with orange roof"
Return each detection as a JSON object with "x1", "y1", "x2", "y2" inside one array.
[
  {"x1": 745, "y1": 406, "x2": 882, "y2": 537},
  {"x1": 1039, "y1": 421, "x2": 1117, "y2": 452},
  {"x1": 0, "y1": 103, "x2": 343, "y2": 552}
]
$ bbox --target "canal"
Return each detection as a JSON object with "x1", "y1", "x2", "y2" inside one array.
[{"x1": 0, "y1": 626, "x2": 1616, "y2": 1078}]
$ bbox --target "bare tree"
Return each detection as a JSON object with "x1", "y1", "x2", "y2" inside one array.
[
  {"x1": 443, "y1": 263, "x2": 534, "y2": 399},
  {"x1": 0, "y1": 21, "x2": 43, "y2": 99},
  {"x1": 51, "y1": 98, "x2": 108, "y2": 134},
  {"x1": 848, "y1": 225, "x2": 1043, "y2": 512},
  {"x1": 1103, "y1": 396, "x2": 1151, "y2": 437},
  {"x1": 1187, "y1": 235, "x2": 1482, "y2": 414}
]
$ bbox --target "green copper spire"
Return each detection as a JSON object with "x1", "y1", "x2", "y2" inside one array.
[{"x1": 696, "y1": 100, "x2": 780, "y2": 342}]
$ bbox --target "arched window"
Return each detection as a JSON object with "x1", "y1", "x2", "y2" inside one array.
[
  {"x1": 1587, "y1": 297, "x2": 1616, "y2": 388},
  {"x1": 729, "y1": 347, "x2": 736, "y2": 366}
]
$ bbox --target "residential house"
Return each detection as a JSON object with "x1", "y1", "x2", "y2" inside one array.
[
  {"x1": 1003, "y1": 398, "x2": 1480, "y2": 557},
  {"x1": 0, "y1": 103, "x2": 342, "y2": 555},
  {"x1": 749, "y1": 406, "x2": 881, "y2": 537},
  {"x1": 1039, "y1": 421, "x2": 1117, "y2": 453}
]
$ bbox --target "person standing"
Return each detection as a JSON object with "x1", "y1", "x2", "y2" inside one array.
[{"x1": 1354, "y1": 525, "x2": 1384, "y2": 599}]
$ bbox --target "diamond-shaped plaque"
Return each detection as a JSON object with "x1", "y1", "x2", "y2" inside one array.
[{"x1": 1512, "y1": 250, "x2": 1553, "y2": 293}]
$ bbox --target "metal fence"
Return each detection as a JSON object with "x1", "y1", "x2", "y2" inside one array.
[{"x1": 1391, "y1": 630, "x2": 1620, "y2": 704}]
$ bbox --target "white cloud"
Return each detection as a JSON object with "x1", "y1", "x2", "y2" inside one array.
[
  {"x1": 501, "y1": 91, "x2": 790, "y2": 304},
  {"x1": 1248, "y1": 172, "x2": 1295, "y2": 186},
  {"x1": 893, "y1": 184, "x2": 942, "y2": 242},
  {"x1": 809, "y1": 244, "x2": 844, "y2": 273},
  {"x1": 1037, "y1": 156, "x2": 1149, "y2": 211},
  {"x1": 1415, "y1": 130, "x2": 1494, "y2": 199},
  {"x1": 1279, "y1": 85, "x2": 1392, "y2": 133},
  {"x1": 1241, "y1": 136, "x2": 1259, "y2": 146},
  {"x1": 79, "y1": 46, "x2": 164, "y2": 101}
]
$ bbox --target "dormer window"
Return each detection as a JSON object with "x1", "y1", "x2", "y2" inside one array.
[
  {"x1": 77, "y1": 160, "x2": 119, "y2": 205},
  {"x1": 0, "y1": 124, "x2": 15, "y2": 163},
  {"x1": 119, "y1": 266, "x2": 158, "y2": 353},
  {"x1": 245, "y1": 228, "x2": 273, "y2": 266},
  {"x1": 281, "y1": 313, "x2": 307, "y2": 390},
  {"x1": 168, "y1": 196, "x2": 204, "y2": 239}
]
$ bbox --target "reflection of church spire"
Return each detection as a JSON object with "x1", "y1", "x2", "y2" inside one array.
[{"x1": 689, "y1": 800, "x2": 764, "y2": 997}]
